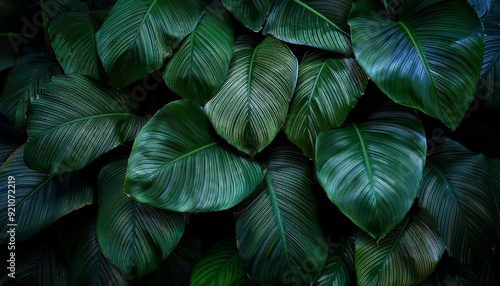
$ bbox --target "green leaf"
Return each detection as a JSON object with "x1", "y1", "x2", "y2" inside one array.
[
  {"x1": 24, "y1": 74, "x2": 147, "y2": 174},
  {"x1": 97, "y1": 159, "x2": 185, "y2": 278},
  {"x1": 316, "y1": 106, "x2": 426, "y2": 238},
  {"x1": 421, "y1": 256, "x2": 476, "y2": 286},
  {"x1": 59, "y1": 212, "x2": 130, "y2": 286},
  {"x1": 0, "y1": 230, "x2": 69, "y2": 285},
  {"x1": 349, "y1": 0, "x2": 484, "y2": 129},
  {"x1": 469, "y1": 0, "x2": 491, "y2": 17},
  {"x1": 190, "y1": 239, "x2": 247, "y2": 286},
  {"x1": 284, "y1": 51, "x2": 368, "y2": 158},
  {"x1": 236, "y1": 143, "x2": 327, "y2": 285},
  {"x1": 355, "y1": 208, "x2": 445, "y2": 286},
  {"x1": 263, "y1": 0, "x2": 352, "y2": 54},
  {"x1": 417, "y1": 138, "x2": 499, "y2": 269},
  {"x1": 222, "y1": 0, "x2": 273, "y2": 32},
  {"x1": 0, "y1": 49, "x2": 63, "y2": 130},
  {"x1": 0, "y1": 133, "x2": 19, "y2": 165},
  {"x1": 314, "y1": 237, "x2": 355, "y2": 286},
  {"x1": 0, "y1": 145, "x2": 94, "y2": 243},
  {"x1": 479, "y1": 4, "x2": 500, "y2": 110},
  {"x1": 205, "y1": 36, "x2": 298, "y2": 156},
  {"x1": 96, "y1": 0, "x2": 205, "y2": 87},
  {"x1": 163, "y1": 2, "x2": 234, "y2": 104},
  {"x1": 488, "y1": 156, "x2": 500, "y2": 202},
  {"x1": 143, "y1": 235, "x2": 202, "y2": 286},
  {"x1": 49, "y1": 9, "x2": 107, "y2": 79},
  {"x1": 125, "y1": 99, "x2": 265, "y2": 212}
]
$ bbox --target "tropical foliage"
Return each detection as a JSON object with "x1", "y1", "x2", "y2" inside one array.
[{"x1": 1, "y1": 0, "x2": 500, "y2": 285}]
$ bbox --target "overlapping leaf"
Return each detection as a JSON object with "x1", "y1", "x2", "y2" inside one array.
[
  {"x1": 417, "y1": 138, "x2": 499, "y2": 268},
  {"x1": 236, "y1": 143, "x2": 327, "y2": 285},
  {"x1": 315, "y1": 237, "x2": 355, "y2": 286},
  {"x1": 285, "y1": 51, "x2": 368, "y2": 157},
  {"x1": 190, "y1": 239, "x2": 247, "y2": 285},
  {"x1": 0, "y1": 145, "x2": 94, "y2": 244},
  {"x1": 316, "y1": 106, "x2": 426, "y2": 238},
  {"x1": 205, "y1": 36, "x2": 298, "y2": 156},
  {"x1": 263, "y1": 0, "x2": 352, "y2": 54},
  {"x1": 469, "y1": 0, "x2": 491, "y2": 17},
  {"x1": 421, "y1": 256, "x2": 476, "y2": 286},
  {"x1": 222, "y1": 0, "x2": 274, "y2": 31},
  {"x1": 0, "y1": 132, "x2": 19, "y2": 165},
  {"x1": 125, "y1": 99, "x2": 265, "y2": 212},
  {"x1": 97, "y1": 159, "x2": 184, "y2": 278},
  {"x1": 24, "y1": 74, "x2": 147, "y2": 174},
  {"x1": 479, "y1": 3, "x2": 500, "y2": 109},
  {"x1": 355, "y1": 209, "x2": 445, "y2": 286},
  {"x1": 49, "y1": 9, "x2": 107, "y2": 79},
  {"x1": 349, "y1": 0, "x2": 484, "y2": 129},
  {"x1": 0, "y1": 49, "x2": 62, "y2": 130},
  {"x1": 96, "y1": 0, "x2": 205, "y2": 87},
  {"x1": 163, "y1": 2, "x2": 234, "y2": 104}
]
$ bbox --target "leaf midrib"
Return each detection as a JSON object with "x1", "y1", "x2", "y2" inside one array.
[
  {"x1": 293, "y1": 0, "x2": 350, "y2": 38},
  {"x1": 306, "y1": 60, "x2": 328, "y2": 143},
  {"x1": 130, "y1": 0, "x2": 159, "y2": 51}
]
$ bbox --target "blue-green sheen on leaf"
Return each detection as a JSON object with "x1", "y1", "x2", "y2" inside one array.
[
  {"x1": 125, "y1": 99, "x2": 265, "y2": 212},
  {"x1": 349, "y1": 0, "x2": 484, "y2": 129},
  {"x1": 0, "y1": 145, "x2": 94, "y2": 244},
  {"x1": 190, "y1": 239, "x2": 247, "y2": 285},
  {"x1": 205, "y1": 36, "x2": 298, "y2": 156},
  {"x1": 236, "y1": 143, "x2": 327, "y2": 285},
  {"x1": 0, "y1": 49, "x2": 63, "y2": 130},
  {"x1": 24, "y1": 74, "x2": 147, "y2": 174},
  {"x1": 284, "y1": 51, "x2": 368, "y2": 158},
  {"x1": 97, "y1": 159, "x2": 184, "y2": 278},
  {"x1": 49, "y1": 10, "x2": 107, "y2": 79},
  {"x1": 418, "y1": 138, "x2": 499, "y2": 269},
  {"x1": 222, "y1": 0, "x2": 274, "y2": 31},
  {"x1": 479, "y1": 3, "x2": 500, "y2": 110},
  {"x1": 316, "y1": 106, "x2": 426, "y2": 238},
  {"x1": 96, "y1": 0, "x2": 205, "y2": 87},
  {"x1": 163, "y1": 2, "x2": 234, "y2": 104},
  {"x1": 468, "y1": 0, "x2": 491, "y2": 17},
  {"x1": 263, "y1": 0, "x2": 352, "y2": 54},
  {"x1": 355, "y1": 208, "x2": 445, "y2": 286}
]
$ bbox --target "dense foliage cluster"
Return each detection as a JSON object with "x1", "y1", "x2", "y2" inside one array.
[{"x1": 1, "y1": 0, "x2": 500, "y2": 285}]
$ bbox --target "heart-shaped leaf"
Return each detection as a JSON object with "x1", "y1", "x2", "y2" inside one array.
[
  {"x1": 284, "y1": 51, "x2": 368, "y2": 157},
  {"x1": 263, "y1": 0, "x2": 352, "y2": 54},
  {"x1": 125, "y1": 99, "x2": 265, "y2": 212},
  {"x1": 355, "y1": 208, "x2": 445, "y2": 286},
  {"x1": 222, "y1": 0, "x2": 274, "y2": 31},
  {"x1": 96, "y1": 0, "x2": 205, "y2": 87},
  {"x1": 163, "y1": 2, "x2": 234, "y2": 104},
  {"x1": 314, "y1": 236, "x2": 355, "y2": 286},
  {"x1": 316, "y1": 105, "x2": 426, "y2": 238},
  {"x1": 0, "y1": 145, "x2": 94, "y2": 243},
  {"x1": 205, "y1": 36, "x2": 298, "y2": 156},
  {"x1": 417, "y1": 138, "x2": 499, "y2": 269},
  {"x1": 349, "y1": 0, "x2": 484, "y2": 129},
  {"x1": 24, "y1": 74, "x2": 147, "y2": 174},
  {"x1": 236, "y1": 143, "x2": 327, "y2": 285},
  {"x1": 97, "y1": 158, "x2": 185, "y2": 278}
]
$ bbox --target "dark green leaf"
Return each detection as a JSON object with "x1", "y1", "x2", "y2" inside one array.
[
  {"x1": 222, "y1": 0, "x2": 273, "y2": 31},
  {"x1": 355, "y1": 208, "x2": 445, "y2": 286},
  {"x1": 479, "y1": 4, "x2": 500, "y2": 109},
  {"x1": 0, "y1": 133, "x2": 19, "y2": 165},
  {"x1": 469, "y1": 0, "x2": 491, "y2": 17},
  {"x1": 417, "y1": 138, "x2": 499, "y2": 269},
  {"x1": 143, "y1": 235, "x2": 202, "y2": 286},
  {"x1": 96, "y1": 0, "x2": 205, "y2": 87},
  {"x1": 49, "y1": 10, "x2": 107, "y2": 79},
  {"x1": 125, "y1": 99, "x2": 265, "y2": 212},
  {"x1": 349, "y1": 0, "x2": 484, "y2": 129},
  {"x1": 0, "y1": 145, "x2": 94, "y2": 243},
  {"x1": 205, "y1": 36, "x2": 298, "y2": 156},
  {"x1": 315, "y1": 237, "x2": 355, "y2": 286},
  {"x1": 163, "y1": 2, "x2": 234, "y2": 104},
  {"x1": 263, "y1": 0, "x2": 352, "y2": 54},
  {"x1": 97, "y1": 159, "x2": 185, "y2": 278},
  {"x1": 236, "y1": 143, "x2": 327, "y2": 285},
  {"x1": 0, "y1": 49, "x2": 63, "y2": 130},
  {"x1": 24, "y1": 74, "x2": 147, "y2": 174},
  {"x1": 421, "y1": 256, "x2": 476, "y2": 286},
  {"x1": 316, "y1": 106, "x2": 426, "y2": 238},
  {"x1": 59, "y1": 212, "x2": 130, "y2": 286},
  {"x1": 284, "y1": 51, "x2": 368, "y2": 157},
  {"x1": 190, "y1": 239, "x2": 247, "y2": 285}
]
